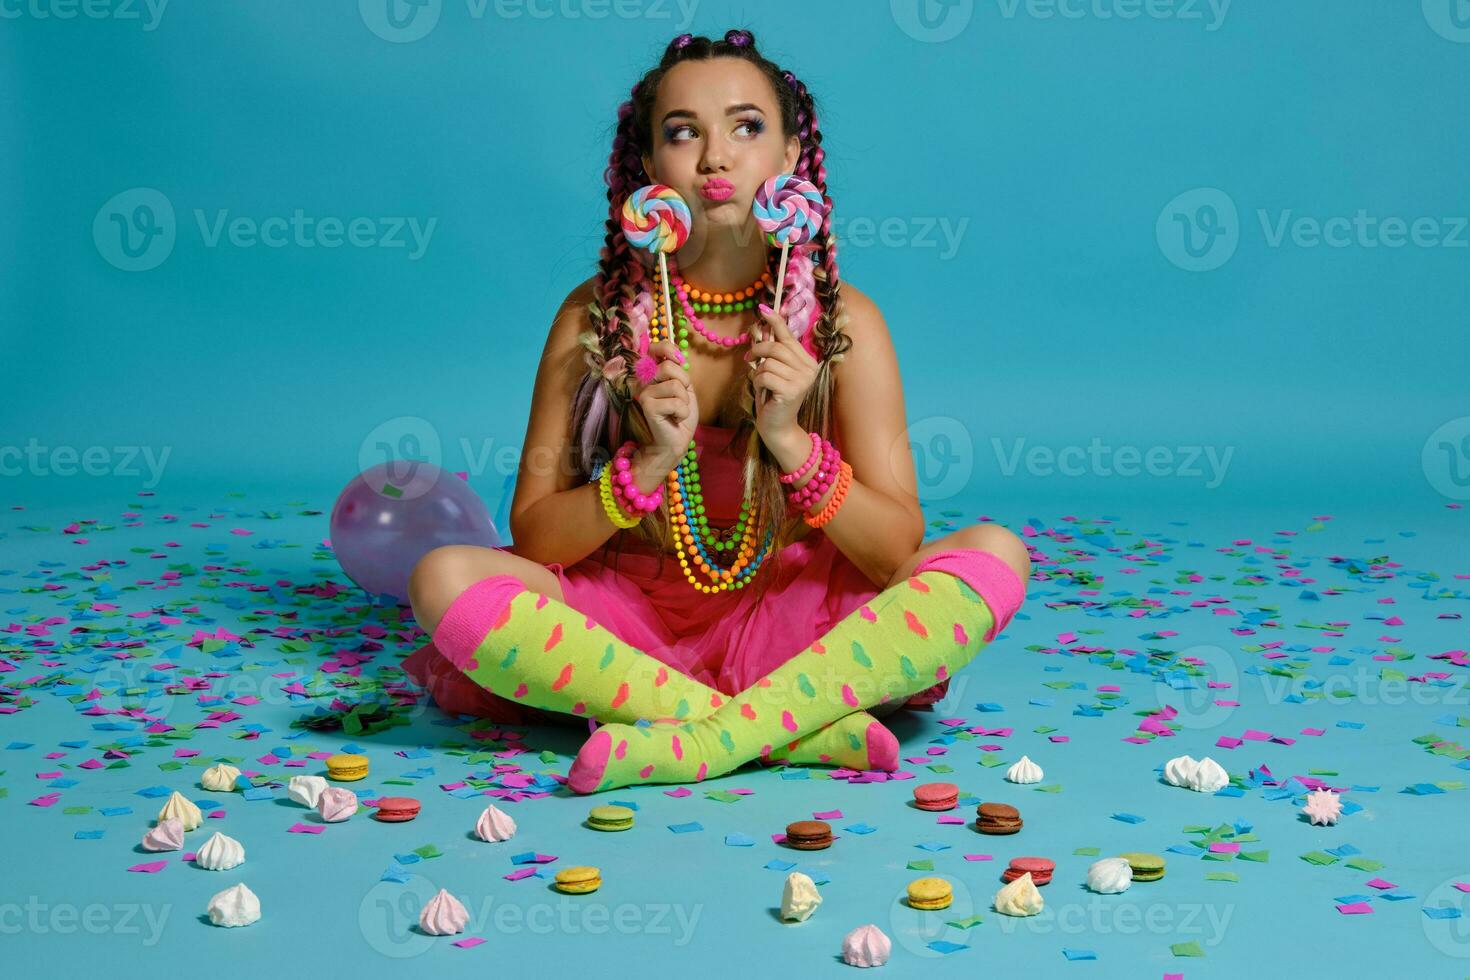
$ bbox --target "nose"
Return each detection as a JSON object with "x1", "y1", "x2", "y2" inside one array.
[{"x1": 699, "y1": 139, "x2": 729, "y2": 174}]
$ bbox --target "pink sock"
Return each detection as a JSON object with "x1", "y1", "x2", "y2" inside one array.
[
  {"x1": 430, "y1": 574, "x2": 527, "y2": 669},
  {"x1": 912, "y1": 547, "x2": 1026, "y2": 643}
]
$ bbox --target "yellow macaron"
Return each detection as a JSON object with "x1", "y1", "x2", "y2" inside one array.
[
  {"x1": 906, "y1": 877, "x2": 953, "y2": 911},
  {"x1": 325, "y1": 753, "x2": 369, "y2": 781},
  {"x1": 554, "y1": 866, "x2": 602, "y2": 895}
]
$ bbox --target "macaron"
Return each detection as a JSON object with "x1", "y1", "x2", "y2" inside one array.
[
  {"x1": 325, "y1": 753, "x2": 369, "y2": 781},
  {"x1": 1001, "y1": 856, "x2": 1055, "y2": 886},
  {"x1": 372, "y1": 796, "x2": 421, "y2": 823},
  {"x1": 553, "y1": 865, "x2": 602, "y2": 894},
  {"x1": 975, "y1": 802, "x2": 1022, "y2": 835},
  {"x1": 784, "y1": 820, "x2": 834, "y2": 850},
  {"x1": 1119, "y1": 852, "x2": 1166, "y2": 882},
  {"x1": 912, "y1": 782, "x2": 960, "y2": 811},
  {"x1": 906, "y1": 877, "x2": 953, "y2": 911},
  {"x1": 587, "y1": 804, "x2": 635, "y2": 832}
]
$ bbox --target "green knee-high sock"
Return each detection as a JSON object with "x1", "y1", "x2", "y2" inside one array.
[
  {"x1": 432, "y1": 574, "x2": 896, "y2": 769},
  {"x1": 567, "y1": 557, "x2": 1021, "y2": 793}
]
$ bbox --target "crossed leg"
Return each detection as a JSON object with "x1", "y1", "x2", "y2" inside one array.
[{"x1": 405, "y1": 544, "x2": 901, "y2": 770}]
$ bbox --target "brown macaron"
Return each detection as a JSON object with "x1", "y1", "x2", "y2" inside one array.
[
  {"x1": 975, "y1": 802, "x2": 1022, "y2": 835},
  {"x1": 784, "y1": 820, "x2": 834, "y2": 850}
]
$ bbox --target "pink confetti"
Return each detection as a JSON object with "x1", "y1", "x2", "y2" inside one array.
[
  {"x1": 452, "y1": 937, "x2": 486, "y2": 949},
  {"x1": 128, "y1": 861, "x2": 168, "y2": 874},
  {"x1": 963, "y1": 854, "x2": 993, "y2": 861},
  {"x1": 812, "y1": 809, "x2": 842, "y2": 820},
  {"x1": 288, "y1": 822, "x2": 324, "y2": 834},
  {"x1": 664, "y1": 787, "x2": 692, "y2": 798},
  {"x1": 1336, "y1": 902, "x2": 1373, "y2": 915}
]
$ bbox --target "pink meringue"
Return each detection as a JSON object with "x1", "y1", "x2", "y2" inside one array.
[
  {"x1": 418, "y1": 888, "x2": 469, "y2": 936},
  {"x1": 317, "y1": 786, "x2": 358, "y2": 823},
  {"x1": 842, "y1": 924, "x2": 892, "y2": 967},
  {"x1": 142, "y1": 817, "x2": 184, "y2": 852},
  {"x1": 474, "y1": 804, "x2": 516, "y2": 842},
  {"x1": 1302, "y1": 789, "x2": 1342, "y2": 826}
]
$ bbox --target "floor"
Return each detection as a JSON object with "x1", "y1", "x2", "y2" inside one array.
[{"x1": 3, "y1": 486, "x2": 1468, "y2": 977}]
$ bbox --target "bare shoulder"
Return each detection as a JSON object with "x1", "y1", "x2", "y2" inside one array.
[
  {"x1": 831, "y1": 281, "x2": 894, "y2": 362},
  {"x1": 542, "y1": 275, "x2": 599, "y2": 357}
]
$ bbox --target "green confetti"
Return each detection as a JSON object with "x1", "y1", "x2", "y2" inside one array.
[
  {"x1": 1171, "y1": 940, "x2": 1206, "y2": 957},
  {"x1": 907, "y1": 859, "x2": 934, "y2": 871}
]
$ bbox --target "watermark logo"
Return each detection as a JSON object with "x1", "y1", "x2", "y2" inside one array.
[
  {"x1": 359, "y1": 877, "x2": 439, "y2": 957},
  {"x1": 992, "y1": 437, "x2": 1235, "y2": 489},
  {"x1": 359, "y1": 0, "x2": 442, "y2": 43},
  {"x1": 994, "y1": 0, "x2": 1230, "y2": 31},
  {"x1": 359, "y1": 416, "x2": 445, "y2": 501},
  {"x1": 1422, "y1": 874, "x2": 1470, "y2": 956},
  {"x1": 1423, "y1": 0, "x2": 1470, "y2": 43},
  {"x1": 890, "y1": 0, "x2": 975, "y2": 42},
  {"x1": 93, "y1": 189, "x2": 437, "y2": 271},
  {"x1": 1422, "y1": 417, "x2": 1470, "y2": 501},
  {"x1": 903, "y1": 416, "x2": 974, "y2": 501},
  {"x1": 1154, "y1": 643, "x2": 1240, "y2": 731},
  {"x1": 93, "y1": 188, "x2": 176, "y2": 272},
  {"x1": 0, "y1": 897, "x2": 171, "y2": 945},
  {"x1": 0, "y1": 438, "x2": 171, "y2": 488},
  {"x1": 1157, "y1": 187, "x2": 1239, "y2": 272},
  {"x1": 887, "y1": 878, "x2": 979, "y2": 956},
  {"x1": 0, "y1": 0, "x2": 169, "y2": 30}
]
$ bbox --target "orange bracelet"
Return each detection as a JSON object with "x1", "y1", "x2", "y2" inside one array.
[{"x1": 804, "y1": 459, "x2": 852, "y2": 529}]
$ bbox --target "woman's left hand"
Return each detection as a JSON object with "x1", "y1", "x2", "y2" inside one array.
[{"x1": 747, "y1": 302, "x2": 818, "y2": 440}]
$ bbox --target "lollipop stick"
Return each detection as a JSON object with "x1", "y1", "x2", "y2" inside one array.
[
  {"x1": 772, "y1": 241, "x2": 791, "y2": 311},
  {"x1": 658, "y1": 253, "x2": 677, "y2": 359}
]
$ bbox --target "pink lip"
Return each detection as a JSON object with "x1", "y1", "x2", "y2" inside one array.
[{"x1": 700, "y1": 180, "x2": 734, "y2": 201}]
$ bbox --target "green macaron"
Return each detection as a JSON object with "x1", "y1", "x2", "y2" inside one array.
[
  {"x1": 1119, "y1": 852, "x2": 1166, "y2": 882},
  {"x1": 587, "y1": 804, "x2": 635, "y2": 832}
]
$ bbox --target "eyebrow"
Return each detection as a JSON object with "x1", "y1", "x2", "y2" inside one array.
[{"x1": 661, "y1": 103, "x2": 765, "y2": 125}]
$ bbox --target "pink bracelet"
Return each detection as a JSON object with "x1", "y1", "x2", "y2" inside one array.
[
  {"x1": 610, "y1": 440, "x2": 664, "y2": 516},
  {"x1": 788, "y1": 441, "x2": 841, "y2": 511},
  {"x1": 779, "y1": 431, "x2": 823, "y2": 485}
]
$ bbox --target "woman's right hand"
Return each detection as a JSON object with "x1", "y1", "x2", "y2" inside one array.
[{"x1": 633, "y1": 340, "x2": 698, "y2": 466}]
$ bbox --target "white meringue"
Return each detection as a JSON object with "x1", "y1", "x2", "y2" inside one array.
[
  {"x1": 200, "y1": 763, "x2": 241, "y2": 793},
  {"x1": 207, "y1": 883, "x2": 260, "y2": 927},
  {"x1": 1086, "y1": 857, "x2": 1133, "y2": 894},
  {"x1": 287, "y1": 775, "x2": 329, "y2": 808},
  {"x1": 841, "y1": 924, "x2": 892, "y2": 967},
  {"x1": 473, "y1": 804, "x2": 517, "y2": 842},
  {"x1": 1163, "y1": 754, "x2": 1199, "y2": 788},
  {"x1": 157, "y1": 790, "x2": 202, "y2": 831},
  {"x1": 994, "y1": 871, "x2": 1044, "y2": 916},
  {"x1": 141, "y1": 817, "x2": 184, "y2": 852},
  {"x1": 1163, "y1": 754, "x2": 1229, "y2": 792},
  {"x1": 317, "y1": 786, "x2": 358, "y2": 822},
  {"x1": 1302, "y1": 788, "x2": 1343, "y2": 826},
  {"x1": 1192, "y1": 756, "x2": 1229, "y2": 793},
  {"x1": 1005, "y1": 754, "x2": 1044, "y2": 784},
  {"x1": 418, "y1": 888, "x2": 468, "y2": 936},
  {"x1": 780, "y1": 871, "x2": 822, "y2": 922},
  {"x1": 195, "y1": 831, "x2": 245, "y2": 871}
]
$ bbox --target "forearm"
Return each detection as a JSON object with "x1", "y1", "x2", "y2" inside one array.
[
  {"x1": 509, "y1": 449, "x2": 678, "y2": 569},
  {"x1": 766, "y1": 427, "x2": 923, "y2": 590}
]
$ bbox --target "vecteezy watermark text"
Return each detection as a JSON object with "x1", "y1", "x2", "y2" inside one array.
[
  {"x1": 993, "y1": 437, "x2": 1235, "y2": 488},
  {"x1": 0, "y1": 439, "x2": 171, "y2": 488}
]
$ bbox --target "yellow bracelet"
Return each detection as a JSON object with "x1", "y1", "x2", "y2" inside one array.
[{"x1": 599, "y1": 465, "x2": 643, "y2": 529}]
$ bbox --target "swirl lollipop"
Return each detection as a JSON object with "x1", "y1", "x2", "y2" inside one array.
[
  {"x1": 753, "y1": 174, "x2": 828, "y2": 309},
  {"x1": 621, "y1": 184, "x2": 692, "y2": 353}
]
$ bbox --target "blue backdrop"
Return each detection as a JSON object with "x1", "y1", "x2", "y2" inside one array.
[{"x1": 4, "y1": 0, "x2": 1468, "y2": 516}]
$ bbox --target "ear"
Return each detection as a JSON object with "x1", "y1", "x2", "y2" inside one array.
[
  {"x1": 641, "y1": 152, "x2": 655, "y2": 182},
  {"x1": 783, "y1": 134, "x2": 800, "y2": 175}
]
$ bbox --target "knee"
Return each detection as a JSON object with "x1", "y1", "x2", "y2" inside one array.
[
  {"x1": 408, "y1": 545, "x2": 484, "y2": 631},
  {"x1": 953, "y1": 523, "x2": 1031, "y2": 585}
]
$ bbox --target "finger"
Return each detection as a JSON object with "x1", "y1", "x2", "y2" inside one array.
[
  {"x1": 653, "y1": 360, "x2": 690, "y2": 386},
  {"x1": 757, "y1": 303, "x2": 794, "y2": 342},
  {"x1": 642, "y1": 379, "x2": 687, "y2": 400},
  {"x1": 649, "y1": 339, "x2": 687, "y2": 365},
  {"x1": 752, "y1": 362, "x2": 796, "y2": 389}
]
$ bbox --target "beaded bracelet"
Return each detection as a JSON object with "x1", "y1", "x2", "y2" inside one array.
[
  {"x1": 598, "y1": 464, "x2": 643, "y2": 529},
  {"x1": 788, "y1": 441, "x2": 841, "y2": 511},
  {"x1": 804, "y1": 459, "x2": 852, "y2": 529},
  {"x1": 779, "y1": 431, "x2": 823, "y2": 485},
  {"x1": 610, "y1": 440, "x2": 664, "y2": 517}
]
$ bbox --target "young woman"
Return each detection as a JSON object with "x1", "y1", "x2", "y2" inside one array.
[{"x1": 403, "y1": 29, "x2": 1031, "y2": 794}]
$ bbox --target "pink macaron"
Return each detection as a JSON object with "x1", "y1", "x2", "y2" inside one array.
[{"x1": 912, "y1": 782, "x2": 960, "y2": 811}]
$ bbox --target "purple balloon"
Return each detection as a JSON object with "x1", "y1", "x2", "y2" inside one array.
[{"x1": 329, "y1": 461, "x2": 501, "y2": 604}]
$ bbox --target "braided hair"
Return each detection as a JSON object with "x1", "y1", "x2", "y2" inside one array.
[{"x1": 571, "y1": 28, "x2": 851, "y2": 584}]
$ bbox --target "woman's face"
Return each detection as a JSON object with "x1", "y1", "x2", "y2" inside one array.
[{"x1": 642, "y1": 58, "x2": 801, "y2": 234}]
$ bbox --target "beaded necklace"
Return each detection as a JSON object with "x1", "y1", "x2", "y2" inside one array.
[{"x1": 649, "y1": 259, "x2": 777, "y2": 593}]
